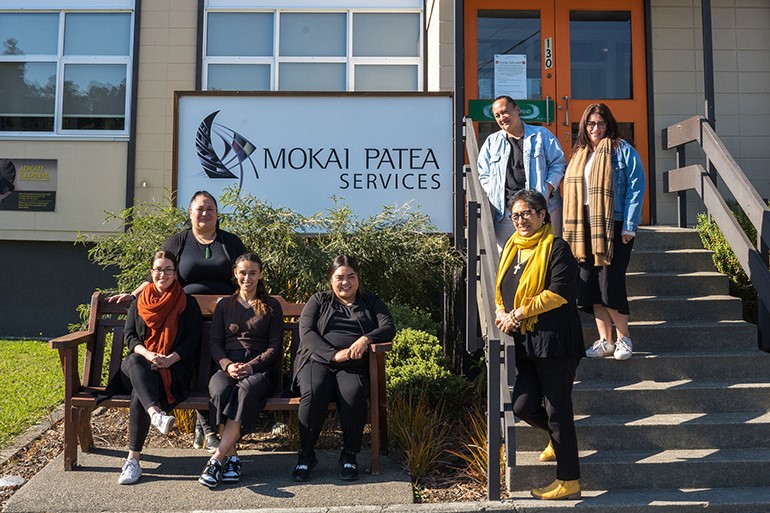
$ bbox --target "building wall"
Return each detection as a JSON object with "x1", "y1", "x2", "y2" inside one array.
[
  {"x1": 134, "y1": 0, "x2": 198, "y2": 205},
  {"x1": 651, "y1": 0, "x2": 770, "y2": 225},
  {"x1": 426, "y1": 0, "x2": 454, "y2": 92}
]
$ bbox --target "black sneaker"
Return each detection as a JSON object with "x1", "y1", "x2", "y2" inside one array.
[
  {"x1": 221, "y1": 456, "x2": 242, "y2": 484},
  {"x1": 193, "y1": 426, "x2": 204, "y2": 449},
  {"x1": 198, "y1": 458, "x2": 222, "y2": 488},
  {"x1": 291, "y1": 452, "x2": 318, "y2": 482},
  {"x1": 339, "y1": 450, "x2": 359, "y2": 481}
]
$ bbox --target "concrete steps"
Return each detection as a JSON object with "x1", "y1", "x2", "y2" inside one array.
[{"x1": 508, "y1": 226, "x2": 770, "y2": 510}]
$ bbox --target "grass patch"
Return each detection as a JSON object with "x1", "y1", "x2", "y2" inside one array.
[{"x1": 0, "y1": 340, "x2": 69, "y2": 449}]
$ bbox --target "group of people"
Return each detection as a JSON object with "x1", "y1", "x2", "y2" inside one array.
[
  {"x1": 99, "y1": 191, "x2": 395, "y2": 487},
  {"x1": 480, "y1": 98, "x2": 646, "y2": 500}
]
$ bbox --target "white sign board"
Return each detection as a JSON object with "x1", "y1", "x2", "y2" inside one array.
[
  {"x1": 494, "y1": 54, "x2": 527, "y2": 99},
  {"x1": 175, "y1": 93, "x2": 454, "y2": 233}
]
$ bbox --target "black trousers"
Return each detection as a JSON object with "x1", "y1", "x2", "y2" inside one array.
[
  {"x1": 296, "y1": 359, "x2": 369, "y2": 455},
  {"x1": 513, "y1": 353, "x2": 580, "y2": 481},
  {"x1": 208, "y1": 368, "x2": 274, "y2": 435},
  {"x1": 120, "y1": 353, "x2": 168, "y2": 453}
]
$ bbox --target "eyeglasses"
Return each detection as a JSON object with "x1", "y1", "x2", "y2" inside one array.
[
  {"x1": 586, "y1": 121, "x2": 607, "y2": 129},
  {"x1": 151, "y1": 268, "x2": 175, "y2": 276},
  {"x1": 510, "y1": 209, "x2": 540, "y2": 222}
]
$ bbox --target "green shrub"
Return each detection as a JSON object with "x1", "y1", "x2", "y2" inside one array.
[
  {"x1": 388, "y1": 302, "x2": 440, "y2": 336},
  {"x1": 696, "y1": 201, "x2": 757, "y2": 323},
  {"x1": 78, "y1": 186, "x2": 462, "y2": 318},
  {"x1": 386, "y1": 328, "x2": 469, "y2": 409}
]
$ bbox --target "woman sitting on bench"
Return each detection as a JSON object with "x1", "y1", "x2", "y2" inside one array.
[
  {"x1": 291, "y1": 255, "x2": 395, "y2": 482},
  {"x1": 198, "y1": 253, "x2": 284, "y2": 488},
  {"x1": 98, "y1": 250, "x2": 203, "y2": 485}
]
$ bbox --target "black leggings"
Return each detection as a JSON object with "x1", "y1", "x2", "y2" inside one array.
[
  {"x1": 513, "y1": 354, "x2": 580, "y2": 481},
  {"x1": 120, "y1": 353, "x2": 168, "y2": 453},
  {"x1": 296, "y1": 360, "x2": 369, "y2": 455}
]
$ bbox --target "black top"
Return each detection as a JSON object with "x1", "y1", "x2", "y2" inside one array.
[
  {"x1": 505, "y1": 135, "x2": 527, "y2": 206},
  {"x1": 208, "y1": 294, "x2": 284, "y2": 373},
  {"x1": 499, "y1": 237, "x2": 584, "y2": 359},
  {"x1": 160, "y1": 228, "x2": 247, "y2": 294},
  {"x1": 96, "y1": 294, "x2": 203, "y2": 408},
  {"x1": 293, "y1": 291, "x2": 396, "y2": 383}
]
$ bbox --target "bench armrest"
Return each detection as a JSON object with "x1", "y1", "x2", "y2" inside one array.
[
  {"x1": 369, "y1": 342, "x2": 392, "y2": 353},
  {"x1": 49, "y1": 330, "x2": 94, "y2": 350}
]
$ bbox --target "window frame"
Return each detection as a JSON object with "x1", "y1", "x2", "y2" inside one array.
[
  {"x1": 0, "y1": 4, "x2": 134, "y2": 139},
  {"x1": 202, "y1": 7, "x2": 423, "y2": 92}
]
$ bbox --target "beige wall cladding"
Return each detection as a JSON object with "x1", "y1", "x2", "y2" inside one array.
[
  {"x1": 652, "y1": 1, "x2": 770, "y2": 225},
  {"x1": 427, "y1": 0, "x2": 454, "y2": 92},
  {"x1": 0, "y1": 141, "x2": 127, "y2": 241},
  {"x1": 135, "y1": 0, "x2": 198, "y2": 206}
]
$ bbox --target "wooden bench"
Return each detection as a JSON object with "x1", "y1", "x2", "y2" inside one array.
[{"x1": 49, "y1": 292, "x2": 391, "y2": 473}]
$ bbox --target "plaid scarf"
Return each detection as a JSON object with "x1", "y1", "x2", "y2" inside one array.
[{"x1": 563, "y1": 138, "x2": 614, "y2": 265}]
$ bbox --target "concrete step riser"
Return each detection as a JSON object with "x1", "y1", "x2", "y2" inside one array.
[
  {"x1": 628, "y1": 251, "x2": 714, "y2": 273},
  {"x1": 627, "y1": 273, "x2": 728, "y2": 296},
  {"x1": 627, "y1": 297, "x2": 743, "y2": 321},
  {"x1": 576, "y1": 354, "x2": 770, "y2": 381},
  {"x1": 508, "y1": 460, "x2": 770, "y2": 490},
  {"x1": 635, "y1": 228, "x2": 703, "y2": 251},
  {"x1": 515, "y1": 422, "x2": 770, "y2": 451},
  {"x1": 572, "y1": 387, "x2": 770, "y2": 415},
  {"x1": 581, "y1": 324, "x2": 757, "y2": 352}
]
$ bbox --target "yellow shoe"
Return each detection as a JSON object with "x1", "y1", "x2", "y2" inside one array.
[
  {"x1": 531, "y1": 479, "x2": 581, "y2": 500},
  {"x1": 539, "y1": 440, "x2": 556, "y2": 462}
]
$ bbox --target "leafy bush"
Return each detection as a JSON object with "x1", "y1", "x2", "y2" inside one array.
[
  {"x1": 696, "y1": 201, "x2": 757, "y2": 323},
  {"x1": 78, "y1": 187, "x2": 462, "y2": 318},
  {"x1": 388, "y1": 302, "x2": 440, "y2": 336},
  {"x1": 386, "y1": 328, "x2": 469, "y2": 409}
]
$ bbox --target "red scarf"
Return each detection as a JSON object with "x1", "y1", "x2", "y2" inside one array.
[{"x1": 137, "y1": 280, "x2": 187, "y2": 404}]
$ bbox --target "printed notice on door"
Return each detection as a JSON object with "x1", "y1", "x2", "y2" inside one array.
[
  {"x1": 494, "y1": 54, "x2": 527, "y2": 100},
  {"x1": 0, "y1": 158, "x2": 57, "y2": 212}
]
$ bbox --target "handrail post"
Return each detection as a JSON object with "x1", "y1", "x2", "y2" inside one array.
[
  {"x1": 487, "y1": 336, "x2": 501, "y2": 501},
  {"x1": 466, "y1": 200, "x2": 481, "y2": 353},
  {"x1": 759, "y1": 212, "x2": 770, "y2": 350},
  {"x1": 676, "y1": 144, "x2": 687, "y2": 227}
]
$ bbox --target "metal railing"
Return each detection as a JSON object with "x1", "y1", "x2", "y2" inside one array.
[
  {"x1": 663, "y1": 115, "x2": 770, "y2": 349},
  {"x1": 463, "y1": 117, "x2": 517, "y2": 499}
]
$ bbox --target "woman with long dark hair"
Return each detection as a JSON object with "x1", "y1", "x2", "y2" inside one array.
[
  {"x1": 562, "y1": 103, "x2": 646, "y2": 361},
  {"x1": 198, "y1": 253, "x2": 284, "y2": 487}
]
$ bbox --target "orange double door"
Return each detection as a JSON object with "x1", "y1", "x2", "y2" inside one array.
[{"x1": 465, "y1": 0, "x2": 650, "y2": 223}]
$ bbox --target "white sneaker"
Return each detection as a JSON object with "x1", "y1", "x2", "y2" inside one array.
[
  {"x1": 585, "y1": 339, "x2": 615, "y2": 358},
  {"x1": 151, "y1": 411, "x2": 175, "y2": 435},
  {"x1": 118, "y1": 457, "x2": 142, "y2": 484},
  {"x1": 614, "y1": 336, "x2": 633, "y2": 360}
]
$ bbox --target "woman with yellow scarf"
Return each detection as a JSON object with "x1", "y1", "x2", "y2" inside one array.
[{"x1": 495, "y1": 189, "x2": 584, "y2": 500}]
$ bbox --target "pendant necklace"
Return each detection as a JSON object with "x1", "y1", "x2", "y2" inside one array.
[
  {"x1": 204, "y1": 244, "x2": 212, "y2": 259},
  {"x1": 512, "y1": 251, "x2": 523, "y2": 273}
]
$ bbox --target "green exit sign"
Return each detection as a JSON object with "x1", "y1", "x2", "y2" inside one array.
[{"x1": 468, "y1": 99, "x2": 555, "y2": 124}]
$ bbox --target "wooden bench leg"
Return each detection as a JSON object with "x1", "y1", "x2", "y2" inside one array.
[
  {"x1": 77, "y1": 407, "x2": 95, "y2": 452},
  {"x1": 63, "y1": 406, "x2": 79, "y2": 471}
]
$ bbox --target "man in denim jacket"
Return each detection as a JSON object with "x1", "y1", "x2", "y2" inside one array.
[{"x1": 478, "y1": 96, "x2": 566, "y2": 249}]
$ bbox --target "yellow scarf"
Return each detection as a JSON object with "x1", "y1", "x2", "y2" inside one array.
[{"x1": 495, "y1": 223, "x2": 554, "y2": 333}]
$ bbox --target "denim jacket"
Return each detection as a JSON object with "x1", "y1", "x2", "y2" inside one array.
[
  {"x1": 477, "y1": 124, "x2": 566, "y2": 221},
  {"x1": 612, "y1": 139, "x2": 646, "y2": 234}
]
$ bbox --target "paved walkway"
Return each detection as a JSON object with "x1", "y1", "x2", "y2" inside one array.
[{"x1": 5, "y1": 448, "x2": 415, "y2": 513}]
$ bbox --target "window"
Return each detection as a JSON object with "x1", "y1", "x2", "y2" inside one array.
[
  {"x1": 0, "y1": 9, "x2": 133, "y2": 135},
  {"x1": 203, "y1": 8, "x2": 422, "y2": 92}
]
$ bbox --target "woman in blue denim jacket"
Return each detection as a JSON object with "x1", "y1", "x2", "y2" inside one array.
[
  {"x1": 562, "y1": 103, "x2": 646, "y2": 361},
  {"x1": 478, "y1": 96, "x2": 566, "y2": 248}
]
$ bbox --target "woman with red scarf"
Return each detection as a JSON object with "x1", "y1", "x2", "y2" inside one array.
[{"x1": 98, "y1": 250, "x2": 202, "y2": 485}]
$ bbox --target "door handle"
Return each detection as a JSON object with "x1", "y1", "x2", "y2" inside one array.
[
  {"x1": 562, "y1": 96, "x2": 569, "y2": 126},
  {"x1": 545, "y1": 96, "x2": 551, "y2": 125}
]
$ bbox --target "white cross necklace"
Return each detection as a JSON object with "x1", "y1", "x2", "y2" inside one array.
[{"x1": 512, "y1": 251, "x2": 524, "y2": 273}]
